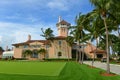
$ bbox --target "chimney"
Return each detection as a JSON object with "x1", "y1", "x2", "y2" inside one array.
[
  {"x1": 6, "y1": 46, "x2": 8, "y2": 51},
  {"x1": 11, "y1": 47, "x2": 14, "y2": 51},
  {"x1": 58, "y1": 16, "x2": 62, "y2": 23},
  {"x1": 28, "y1": 34, "x2": 31, "y2": 41}
]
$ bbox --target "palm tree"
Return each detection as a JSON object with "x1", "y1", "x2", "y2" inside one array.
[
  {"x1": 69, "y1": 26, "x2": 81, "y2": 62},
  {"x1": 0, "y1": 47, "x2": 3, "y2": 52},
  {"x1": 85, "y1": 14, "x2": 105, "y2": 66},
  {"x1": 75, "y1": 13, "x2": 91, "y2": 64},
  {"x1": 66, "y1": 36, "x2": 74, "y2": 61},
  {"x1": 89, "y1": 0, "x2": 119, "y2": 73},
  {"x1": 41, "y1": 28, "x2": 54, "y2": 40},
  {"x1": 41, "y1": 28, "x2": 54, "y2": 58},
  {"x1": 23, "y1": 50, "x2": 32, "y2": 58},
  {"x1": 38, "y1": 48, "x2": 46, "y2": 60},
  {"x1": 71, "y1": 14, "x2": 85, "y2": 63}
]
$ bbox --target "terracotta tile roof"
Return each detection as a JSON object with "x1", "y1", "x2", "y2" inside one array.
[
  {"x1": 90, "y1": 49, "x2": 106, "y2": 54},
  {"x1": 56, "y1": 20, "x2": 70, "y2": 26},
  {"x1": 12, "y1": 40, "x2": 49, "y2": 46}
]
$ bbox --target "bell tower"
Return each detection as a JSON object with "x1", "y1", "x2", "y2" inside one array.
[{"x1": 56, "y1": 16, "x2": 70, "y2": 37}]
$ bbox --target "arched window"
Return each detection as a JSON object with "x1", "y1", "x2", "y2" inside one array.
[
  {"x1": 31, "y1": 50, "x2": 38, "y2": 58},
  {"x1": 58, "y1": 51, "x2": 62, "y2": 57}
]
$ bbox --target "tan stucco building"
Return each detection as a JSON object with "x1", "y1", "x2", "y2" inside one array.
[{"x1": 11, "y1": 17, "x2": 106, "y2": 60}]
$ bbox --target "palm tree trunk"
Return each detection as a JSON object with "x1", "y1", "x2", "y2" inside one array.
[
  {"x1": 67, "y1": 44, "x2": 70, "y2": 61},
  {"x1": 92, "y1": 37, "x2": 98, "y2": 67},
  {"x1": 103, "y1": 17, "x2": 110, "y2": 74},
  {"x1": 79, "y1": 50, "x2": 82, "y2": 64},
  {"x1": 81, "y1": 44, "x2": 84, "y2": 64},
  {"x1": 92, "y1": 52, "x2": 95, "y2": 67},
  {"x1": 76, "y1": 50, "x2": 78, "y2": 62},
  {"x1": 81, "y1": 31, "x2": 84, "y2": 64},
  {"x1": 117, "y1": 26, "x2": 120, "y2": 38},
  {"x1": 76, "y1": 41, "x2": 79, "y2": 62},
  {"x1": 78, "y1": 41, "x2": 82, "y2": 64}
]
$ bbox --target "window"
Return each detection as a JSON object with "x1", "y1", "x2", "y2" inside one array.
[
  {"x1": 24, "y1": 45, "x2": 28, "y2": 48},
  {"x1": 58, "y1": 52, "x2": 62, "y2": 57},
  {"x1": 31, "y1": 53, "x2": 38, "y2": 58},
  {"x1": 46, "y1": 45, "x2": 49, "y2": 48},
  {"x1": 37, "y1": 45, "x2": 41, "y2": 48},
  {"x1": 31, "y1": 50, "x2": 38, "y2": 58},
  {"x1": 58, "y1": 41, "x2": 62, "y2": 45}
]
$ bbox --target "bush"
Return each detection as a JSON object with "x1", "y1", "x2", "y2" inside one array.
[
  {"x1": 15, "y1": 58, "x2": 27, "y2": 60},
  {"x1": 44, "y1": 58, "x2": 75, "y2": 61},
  {"x1": 118, "y1": 58, "x2": 120, "y2": 61},
  {"x1": 86, "y1": 58, "x2": 92, "y2": 61}
]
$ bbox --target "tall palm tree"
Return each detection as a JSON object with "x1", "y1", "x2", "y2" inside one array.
[
  {"x1": 73, "y1": 14, "x2": 86, "y2": 63},
  {"x1": 89, "y1": 0, "x2": 119, "y2": 73},
  {"x1": 66, "y1": 36, "x2": 74, "y2": 61},
  {"x1": 85, "y1": 14, "x2": 105, "y2": 66},
  {"x1": 69, "y1": 26, "x2": 81, "y2": 62},
  {"x1": 41, "y1": 28, "x2": 54, "y2": 58},
  {"x1": 75, "y1": 13, "x2": 91, "y2": 64},
  {"x1": 41, "y1": 28, "x2": 54, "y2": 40}
]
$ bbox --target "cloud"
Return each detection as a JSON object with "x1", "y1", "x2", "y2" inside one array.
[
  {"x1": 0, "y1": 36, "x2": 2, "y2": 42},
  {"x1": 0, "y1": 0, "x2": 81, "y2": 11},
  {"x1": 0, "y1": 21, "x2": 57, "y2": 49},
  {"x1": 47, "y1": 0, "x2": 68, "y2": 11},
  {"x1": 0, "y1": 0, "x2": 94, "y2": 49}
]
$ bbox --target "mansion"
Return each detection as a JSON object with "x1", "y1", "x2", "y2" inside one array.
[{"x1": 2, "y1": 17, "x2": 106, "y2": 60}]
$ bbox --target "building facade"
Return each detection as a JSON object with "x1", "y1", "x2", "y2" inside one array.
[{"x1": 10, "y1": 17, "x2": 106, "y2": 60}]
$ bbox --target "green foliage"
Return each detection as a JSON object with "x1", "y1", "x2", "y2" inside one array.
[
  {"x1": 44, "y1": 58, "x2": 75, "y2": 61},
  {"x1": 0, "y1": 46, "x2": 3, "y2": 51},
  {"x1": 23, "y1": 50, "x2": 33, "y2": 57},
  {"x1": 38, "y1": 48, "x2": 46, "y2": 54},
  {"x1": 66, "y1": 36, "x2": 74, "y2": 46},
  {"x1": 41, "y1": 28, "x2": 54, "y2": 40}
]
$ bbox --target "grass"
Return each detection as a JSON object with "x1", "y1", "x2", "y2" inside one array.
[
  {"x1": 0, "y1": 61, "x2": 66, "y2": 76},
  {"x1": 0, "y1": 61, "x2": 120, "y2": 80}
]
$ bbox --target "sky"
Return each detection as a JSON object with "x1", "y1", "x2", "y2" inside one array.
[{"x1": 0, "y1": 0, "x2": 93, "y2": 49}]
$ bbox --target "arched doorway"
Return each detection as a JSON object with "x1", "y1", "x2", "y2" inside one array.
[
  {"x1": 31, "y1": 50, "x2": 38, "y2": 58},
  {"x1": 58, "y1": 51, "x2": 62, "y2": 58}
]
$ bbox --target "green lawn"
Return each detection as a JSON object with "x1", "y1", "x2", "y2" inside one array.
[
  {"x1": 0, "y1": 61, "x2": 120, "y2": 80},
  {"x1": 0, "y1": 61, "x2": 66, "y2": 76}
]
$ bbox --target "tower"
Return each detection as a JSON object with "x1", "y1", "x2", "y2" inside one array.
[
  {"x1": 56, "y1": 16, "x2": 71, "y2": 37},
  {"x1": 27, "y1": 34, "x2": 31, "y2": 41}
]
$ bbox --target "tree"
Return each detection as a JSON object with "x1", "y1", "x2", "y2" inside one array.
[
  {"x1": 0, "y1": 47, "x2": 3, "y2": 52},
  {"x1": 41, "y1": 28, "x2": 54, "y2": 59},
  {"x1": 85, "y1": 13, "x2": 105, "y2": 66},
  {"x1": 75, "y1": 13, "x2": 91, "y2": 64},
  {"x1": 23, "y1": 50, "x2": 32, "y2": 58},
  {"x1": 38, "y1": 48, "x2": 46, "y2": 60},
  {"x1": 89, "y1": 0, "x2": 119, "y2": 74},
  {"x1": 41, "y1": 28, "x2": 54, "y2": 40},
  {"x1": 66, "y1": 36, "x2": 74, "y2": 61}
]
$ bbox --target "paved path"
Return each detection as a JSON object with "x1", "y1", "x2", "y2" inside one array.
[{"x1": 84, "y1": 61, "x2": 120, "y2": 75}]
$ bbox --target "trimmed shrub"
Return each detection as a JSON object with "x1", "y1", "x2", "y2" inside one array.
[{"x1": 44, "y1": 58, "x2": 75, "y2": 61}]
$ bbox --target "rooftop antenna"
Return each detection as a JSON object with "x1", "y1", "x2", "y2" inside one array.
[{"x1": 58, "y1": 16, "x2": 62, "y2": 23}]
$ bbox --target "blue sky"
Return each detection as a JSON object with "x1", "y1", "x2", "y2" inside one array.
[{"x1": 0, "y1": 0, "x2": 93, "y2": 49}]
